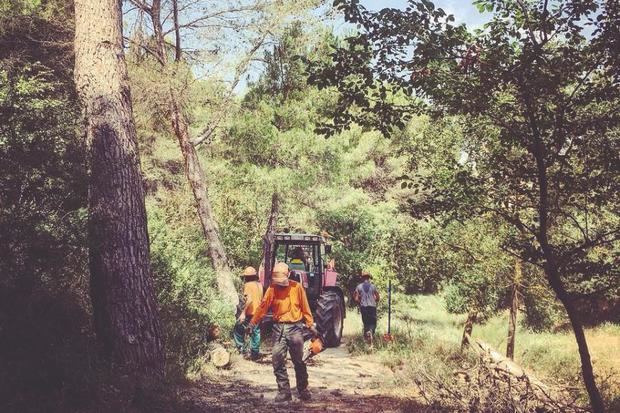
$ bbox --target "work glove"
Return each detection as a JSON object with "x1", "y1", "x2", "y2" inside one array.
[
  {"x1": 308, "y1": 324, "x2": 319, "y2": 338},
  {"x1": 237, "y1": 313, "x2": 246, "y2": 323}
]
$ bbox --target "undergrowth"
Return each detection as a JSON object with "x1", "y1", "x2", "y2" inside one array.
[{"x1": 346, "y1": 294, "x2": 620, "y2": 412}]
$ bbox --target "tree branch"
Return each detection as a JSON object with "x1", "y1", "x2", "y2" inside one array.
[
  {"x1": 162, "y1": 6, "x2": 261, "y2": 36},
  {"x1": 128, "y1": 0, "x2": 152, "y2": 14},
  {"x1": 443, "y1": 241, "x2": 481, "y2": 262},
  {"x1": 123, "y1": 35, "x2": 165, "y2": 65},
  {"x1": 192, "y1": 30, "x2": 271, "y2": 147}
]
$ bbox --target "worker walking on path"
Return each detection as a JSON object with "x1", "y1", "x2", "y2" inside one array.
[
  {"x1": 353, "y1": 270, "x2": 380, "y2": 345},
  {"x1": 248, "y1": 262, "x2": 318, "y2": 403},
  {"x1": 233, "y1": 266, "x2": 264, "y2": 360}
]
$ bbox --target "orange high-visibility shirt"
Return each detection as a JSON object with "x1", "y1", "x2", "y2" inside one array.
[
  {"x1": 250, "y1": 280, "x2": 314, "y2": 328},
  {"x1": 243, "y1": 281, "x2": 264, "y2": 316}
]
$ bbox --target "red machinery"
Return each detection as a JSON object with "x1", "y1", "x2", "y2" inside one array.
[{"x1": 259, "y1": 233, "x2": 346, "y2": 347}]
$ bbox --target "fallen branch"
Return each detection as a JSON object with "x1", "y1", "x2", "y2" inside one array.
[{"x1": 465, "y1": 334, "x2": 589, "y2": 412}]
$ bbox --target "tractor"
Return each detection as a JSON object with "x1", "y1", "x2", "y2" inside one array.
[{"x1": 259, "y1": 233, "x2": 346, "y2": 347}]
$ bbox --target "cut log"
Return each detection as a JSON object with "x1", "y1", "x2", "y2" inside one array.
[{"x1": 210, "y1": 344, "x2": 231, "y2": 368}]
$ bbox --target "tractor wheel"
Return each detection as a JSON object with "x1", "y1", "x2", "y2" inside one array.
[{"x1": 315, "y1": 290, "x2": 344, "y2": 347}]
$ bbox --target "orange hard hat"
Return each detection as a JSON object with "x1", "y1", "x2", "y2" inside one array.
[
  {"x1": 361, "y1": 270, "x2": 371, "y2": 278},
  {"x1": 242, "y1": 266, "x2": 257, "y2": 277},
  {"x1": 271, "y1": 262, "x2": 289, "y2": 286}
]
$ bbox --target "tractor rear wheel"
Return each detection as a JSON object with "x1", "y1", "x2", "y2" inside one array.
[{"x1": 315, "y1": 290, "x2": 344, "y2": 347}]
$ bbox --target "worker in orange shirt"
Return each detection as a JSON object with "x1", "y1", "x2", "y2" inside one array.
[
  {"x1": 248, "y1": 262, "x2": 317, "y2": 403},
  {"x1": 233, "y1": 266, "x2": 264, "y2": 360}
]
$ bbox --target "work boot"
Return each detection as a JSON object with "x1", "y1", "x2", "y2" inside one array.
[
  {"x1": 249, "y1": 351, "x2": 261, "y2": 361},
  {"x1": 274, "y1": 392, "x2": 292, "y2": 403},
  {"x1": 298, "y1": 389, "x2": 311, "y2": 401}
]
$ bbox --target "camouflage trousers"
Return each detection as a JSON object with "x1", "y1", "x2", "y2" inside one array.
[{"x1": 271, "y1": 322, "x2": 308, "y2": 394}]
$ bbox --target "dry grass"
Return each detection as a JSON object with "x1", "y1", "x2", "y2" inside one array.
[{"x1": 346, "y1": 294, "x2": 620, "y2": 410}]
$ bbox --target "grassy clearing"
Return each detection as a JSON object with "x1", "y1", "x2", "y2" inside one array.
[
  {"x1": 475, "y1": 309, "x2": 620, "y2": 385},
  {"x1": 344, "y1": 298, "x2": 470, "y2": 393},
  {"x1": 344, "y1": 294, "x2": 620, "y2": 410}
]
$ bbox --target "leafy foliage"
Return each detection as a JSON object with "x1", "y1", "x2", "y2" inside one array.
[
  {"x1": 311, "y1": 1, "x2": 619, "y2": 409},
  {"x1": 2, "y1": 1, "x2": 619, "y2": 411},
  {"x1": 312, "y1": 0, "x2": 620, "y2": 301},
  {"x1": 0, "y1": 1, "x2": 96, "y2": 411}
]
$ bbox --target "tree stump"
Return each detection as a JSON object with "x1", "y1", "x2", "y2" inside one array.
[{"x1": 210, "y1": 344, "x2": 231, "y2": 368}]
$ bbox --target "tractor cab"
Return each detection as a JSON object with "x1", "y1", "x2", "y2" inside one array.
[
  {"x1": 259, "y1": 233, "x2": 345, "y2": 347},
  {"x1": 260, "y1": 234, "x2": 335, "y2": 303}
]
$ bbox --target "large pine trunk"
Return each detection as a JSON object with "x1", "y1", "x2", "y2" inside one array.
[
  {"x1": 74, "y1": 0, "x2": 164, "y2": 376},
  {"x1": 169, "y1": 97, "x2": 238, "y2": 307}
]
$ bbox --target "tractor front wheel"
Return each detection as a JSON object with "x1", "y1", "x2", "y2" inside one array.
[{"x1": 315, "y1": 290, "x2": 344, "y2": 347}]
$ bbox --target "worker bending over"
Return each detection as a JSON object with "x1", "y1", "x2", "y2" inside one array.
[
  {"x1": 233, "y1": 266, "x2": 263, "y2": 360},
  {"x1": 248, "y1": 262, "x2": 317, "y2": 402}
]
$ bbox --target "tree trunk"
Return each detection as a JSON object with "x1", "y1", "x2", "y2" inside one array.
[
  {"x1": 460, "y1": 311, "x2": 476, "y2": 351},
  {"x1": 261, "y1": 193, "x2": 280, "y2": 287},
  {"x1": 169, "y1": 96, "x2": 238, "y2": 307},
  {"x1": 530, "y1": 138, "x2": 605, "y2": 413},
  {"x1": 506, "y1": 258, "x2": 521, "y2": 360},
  {"x1": 141, "y1": 0, "x2": 238, "y2": 308},
  {"x1": 547, "y1": 263, "x2": 605, "y2": 413},
  {"x1": 74, "y1": 0, "x2": 164, "y2": 376}
]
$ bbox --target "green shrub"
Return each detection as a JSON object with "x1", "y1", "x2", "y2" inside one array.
[{"x1": 148, "y1": 197, "x2": 236, "y2": 373}]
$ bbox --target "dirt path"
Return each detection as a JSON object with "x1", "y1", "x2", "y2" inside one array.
[{"x1": 177, "y1": 341, "x2": 425, "y2": 412}]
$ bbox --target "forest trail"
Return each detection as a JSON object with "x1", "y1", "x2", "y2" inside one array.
[{"x1": 178, "y1": 340, "x2": 424, "y2": 412}]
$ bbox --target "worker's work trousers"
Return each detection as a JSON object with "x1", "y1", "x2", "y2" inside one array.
[
  {"x1": 360, "y1": 306, "x2": 377, "y2": 336},
  {"x1": 272, "y1": 322, "x2": 308, "y2": 394},
  {"x1": 233, "y1": 318, "x2": 260, "y2": 355}
]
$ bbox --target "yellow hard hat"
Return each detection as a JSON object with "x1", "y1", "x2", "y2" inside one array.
[
  {"x1": 271, "y1": 262, "x2": 290, "y2": 286},
  {"x1": 242, "y1": 266, "x2": 257, "y2": 277}
]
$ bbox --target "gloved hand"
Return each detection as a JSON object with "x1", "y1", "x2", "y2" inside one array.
[
  {"x1": 237, "y1": 313, "x2": 246, "y2": 323},
  {"x1": 308, "y1": 324, "x2": 319, "y2": 338}
]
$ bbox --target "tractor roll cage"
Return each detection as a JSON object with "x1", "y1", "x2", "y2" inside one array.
[
  {"x1": 270, "y1": 233, "x2": 331, "y2": 273},
  {"x1": 267, "y1": 233, "x2": 333, "y2": 301},
  {"x1": 261, "y1": 232, "x2": 345, "y2": 347},
  {"x1": 273, "y1": 233, "x2": 325, "y2": 243}
]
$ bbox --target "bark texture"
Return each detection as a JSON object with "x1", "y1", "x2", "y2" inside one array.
[
  {"x1": 74, "y1": 0, "x2": 164, "y2": 375},
  {"x1": 506, "y1": 259, "x2": 521, "y2": 360},
  {"x1": 460, "y1": 311, "x2": 477, "y2": 351},
  {"x1": 170, "y1": 96, "x2": 238, "y2": 306},
  {"x1": 139, "y1": 0, "x2": 238, "y2": 307},
  {"x1": 261, "y1": 193, "x2": 280, "y2": 287},
  {"x1": 531, "y1": 139, "x2": 605, "y2": 412},
  {"x1": 547, "y1": 264, "x2": 605, "y2": 413}
]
